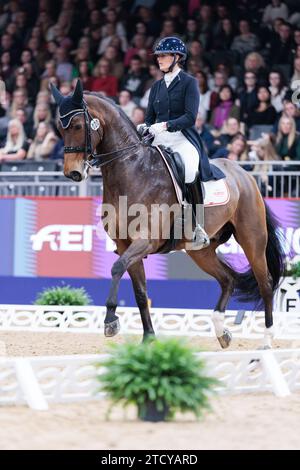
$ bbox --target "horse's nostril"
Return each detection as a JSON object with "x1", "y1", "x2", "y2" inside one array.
[{"x1": 69, "y1": 171, "x2": 82, "y2": 182}]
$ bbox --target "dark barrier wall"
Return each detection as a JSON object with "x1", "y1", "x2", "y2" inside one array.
[{"x1": 0, "y1": 276, "x2": 255, "y2": 310}]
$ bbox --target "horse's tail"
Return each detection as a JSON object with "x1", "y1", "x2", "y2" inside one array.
[{"x1": 221, "y1": 202, "x2": 285, "y2": 306}]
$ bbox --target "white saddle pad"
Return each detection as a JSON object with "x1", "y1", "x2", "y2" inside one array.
[
  {"x1": 156, "y1": 146, "x2": 230, "y2": 207},
  {"x1": 203, "y1": 179, "x2": 230, "y2": 206}
]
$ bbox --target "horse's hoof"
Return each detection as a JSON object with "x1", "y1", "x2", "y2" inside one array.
[
  {"x1": 217, "y1": 328, "x2": 232, "y2": 349},
  {"x1": 104, "y1": 319, "x2": 120, "y2": 337},
  {"x1": 142, "y1": 333, "x2": 155, "y2": 343}
]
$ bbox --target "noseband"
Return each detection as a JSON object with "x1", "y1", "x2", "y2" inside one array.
[{"x1": 60, "y1": 100, "x2": 149, "y2": 170}]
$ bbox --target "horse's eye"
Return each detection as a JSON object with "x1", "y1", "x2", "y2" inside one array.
[{"x1": 75, "y1": 124, "x2": 82, "y2": 130}]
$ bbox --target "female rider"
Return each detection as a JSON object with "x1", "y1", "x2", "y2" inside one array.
[{"x1": 142, "y1": 36, "x2": 224, "y2": 249}]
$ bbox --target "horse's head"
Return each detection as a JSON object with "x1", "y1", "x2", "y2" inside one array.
[{"x1": 51, "y1": 80, "x2": 102, "y2": 182}]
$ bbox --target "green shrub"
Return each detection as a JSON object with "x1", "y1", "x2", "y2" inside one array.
[
  {"x1": 284, "y1": 261, "x2": 300, "y2": 279},
  {"x1": 289, "y1": 261, "x2": 300, "y2": 279},
  {"x1": 96, "y1": 338, "x2": 217, "y2": 420},
  {"x1": 34, "y1": 285, "x2": 92, "y2": 306}
]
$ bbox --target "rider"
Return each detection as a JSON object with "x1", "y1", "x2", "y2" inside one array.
[{"x1": 140, "y1": 37, "x2": 225, "y2": 250}]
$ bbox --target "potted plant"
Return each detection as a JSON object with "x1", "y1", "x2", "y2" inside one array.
[
  {"x1": 97, "y1": 338, "x2": 217, "y2": 422},
  {"x1": 34, "y1": 285, "x2": 92, "y2": 306}
]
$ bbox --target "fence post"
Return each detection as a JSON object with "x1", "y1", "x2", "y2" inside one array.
[
  {"x1": 15, "y1": 358, "x2": 49, "y2": 411},
  {"x1": 260, "y1": 350, "x2": 290, "y2": 397}
]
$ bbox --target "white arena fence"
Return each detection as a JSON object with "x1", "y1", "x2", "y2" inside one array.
[
  {"x1": 0, "y1": 305, "x2": 300, "y2": 340},
  {"x1": 1, "y1": 303, "x2": 300, "y2": 410},
  {"x1": 0, "y1": 349, "x2": 299, "y2": 411}
]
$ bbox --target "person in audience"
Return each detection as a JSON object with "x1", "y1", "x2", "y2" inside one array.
[
  {"x1": 124, "y1": 33, "x2": 149, "y2": 67},
  {"x1": 27, "y1": 122, "x2": 58, "y2": 160},
  {"x1": 118, "y1": 89, "x2": 136, "y2": 119},
  {"x1": 91, "y1": 58, "x2": 118, "y2": 96},
  {"x1": 131, "y1": 106, "x2": 145, "y2": 126},
  {"x1": 231, "y1": 19, "x2": 260, "y2": 57},
  {"x1": 268, "y1": 69, "x2": 288, "y2": 113},
  {"x1": 120, "y1": 55, "x2": 149, "y2": 103},
  {"x1": 72, "y1": 60, "x2": 93, "y2": 90},
  {"x1": 226, "y1": 134, "x2": 248, "y2": 162},
  {"x1": 0, "y1": 51, "x2": 14, "y2": 90},
  {"x1": 186, "y1": 40, "x2": 210, "y2": 75},
  {"x1": 212, "y1": 17, "x2": 236, "y2": 51},
  {"x1": 247, "y1": 86, "x2": 277, "y2": 127},
  {"x1": 275, "y1": 115, "x2": 300, "y2": 163},
  {"x1": 238, "y1": 71, "x2": 259, "y2": 124},
  {"x1": 262, "y1": 1, "x2": 289, "y2": 26},
  {"x1": 210, "y1": 85, "x2": 240, "y2": 130},
  {"x1": 15, "y1": 108, "x2": 33, "y2": 139},
  {"x1": 10, "y1": 88, "x2": 33, "y2": 120},
  {"x1": 0, "y1": 118, "x2": 29, "y2": 161},
  {"x1": 211, "y1": 133, "x2": 249, "y2": 164},
  {"x1": 33, "y1": 102, "x2": 52, "y2": 131},
  {"x1": 273, "y1": 100, "x2": 300, "y2": 133},
  {"x1": 209, "y1": 70, "x2": 229, "y2": 110},
  {"x1": 55, "y1": 47, "x2": 73, "y2": 82},
  {"x1": 213, "y1": 117, "x2": 244, "y2": 148},
  {"x1": 243, "y1": 52, "x2": 268, "y2": 84},
  {"x1": 270, "y1": 20, "x2": 294, "y2": 66},
  {"x1": 214, "y1": 62, "x2": 238, "y2": 90},
  {"x1": 291, "y1": 57, "x2": 300, "y2": 82},
  {"x1": 101, "y1": 45, "x2": 124, "y2": 80},
  {"x1": 250, "y1": 135, "x2": 280, "y2": 196}
]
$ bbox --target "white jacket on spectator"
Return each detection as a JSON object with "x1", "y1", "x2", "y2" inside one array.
[{"x1": 262, "y1": 2, "x2": 289, "y2": 25}]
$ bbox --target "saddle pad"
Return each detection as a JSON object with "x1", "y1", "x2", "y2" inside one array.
[
  {"x1": 203, "y1": 179, "x2": 230, "y2": 206},
  {"x1": 157, "y1": 145, "x2": 230, "y2": 207}
]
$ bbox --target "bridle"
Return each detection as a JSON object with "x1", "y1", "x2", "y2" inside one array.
[{"x1": 61, "y1": 100, "x2": 151, "y2": 172}]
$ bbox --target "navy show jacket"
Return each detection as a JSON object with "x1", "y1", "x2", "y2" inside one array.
[{"x1": 145, "y1": 70, "x2": 224, "y2": 181}]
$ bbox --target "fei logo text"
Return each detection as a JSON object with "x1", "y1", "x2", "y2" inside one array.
[{"x1": 30, "y1": 225, "x2": 95, "y2": 252}]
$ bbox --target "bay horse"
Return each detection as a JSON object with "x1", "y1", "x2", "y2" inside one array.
[{"x1": 51, "y1": 80, "x2": 285, "y2": 349}]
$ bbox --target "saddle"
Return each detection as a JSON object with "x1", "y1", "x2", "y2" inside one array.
[{"x1": 157, "y1": 145, "x2": 186, "y2": 199}]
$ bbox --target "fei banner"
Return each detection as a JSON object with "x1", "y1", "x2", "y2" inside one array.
[
  {"x1": 0, "y1": 197, "x2": 298, "y2": 279},
  {"x1": 0, "y1": 197, "x2": 167, "y2": 279}
]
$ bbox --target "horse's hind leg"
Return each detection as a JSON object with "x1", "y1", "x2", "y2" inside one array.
[
  {"x1": 128, "y1": 260, "x2": 155, "y2": 341},
  {"x1": 233, "y1": 219, "x2": 274, "y2": 349},
  {"x1": 187, "y1": 245, "x2": 235, "y2": 349},
  {"x1": 104, "y1": 239, "x2": 152, "y2": 337}
]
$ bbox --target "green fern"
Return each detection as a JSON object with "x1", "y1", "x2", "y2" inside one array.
[
  {"x1": 96, "y1": 338, "x2": 218, "y2": 420},
  {"x1": 285, "y1": 261, "x2": 300, "y2": 279},
  {"x1": 34, "y1": 285, "x2": 92, "y2": 306}
]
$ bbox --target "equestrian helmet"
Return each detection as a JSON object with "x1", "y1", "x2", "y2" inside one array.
[{"x1": 153, "y1": 37, "x2": 187, "y2": 60}]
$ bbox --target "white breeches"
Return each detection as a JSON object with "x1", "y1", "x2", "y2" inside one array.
[{"x1": 153, "y1": 130, "x2": 199, "y2": 183}]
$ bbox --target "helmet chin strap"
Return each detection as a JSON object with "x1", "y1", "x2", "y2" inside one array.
[{"x1": 164, "y1": 55, "x2": 178, "y2": 74}]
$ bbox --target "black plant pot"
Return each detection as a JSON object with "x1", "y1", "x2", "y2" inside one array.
[{"x1": 138, "y1": 401, "x2": 169, "y2": 422}]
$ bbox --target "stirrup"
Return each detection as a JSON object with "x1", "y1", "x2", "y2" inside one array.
[{"x1": 190, "y1": 224, "x2": 210, "y2": 250}]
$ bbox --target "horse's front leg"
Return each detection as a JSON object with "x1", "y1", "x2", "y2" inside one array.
[{"x1": 104, "y1": 239, "x2": 153, "y2": 337}]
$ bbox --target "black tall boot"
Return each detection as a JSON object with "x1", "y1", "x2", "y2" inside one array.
[{"x1": 185, "y1": 173, "x2": 210, "y2": 250}]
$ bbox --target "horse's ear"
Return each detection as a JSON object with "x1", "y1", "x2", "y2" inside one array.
[
  {"x1": 50, "y1": 82, "x2": 63, "y2": 106},
  {"x1": 72, "y1": 79, "x2": 83, "y2": 105}
]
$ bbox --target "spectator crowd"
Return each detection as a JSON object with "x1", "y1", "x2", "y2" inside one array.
[{"x1": 0, "y1": 0, "x2": 300, "y2": 194}]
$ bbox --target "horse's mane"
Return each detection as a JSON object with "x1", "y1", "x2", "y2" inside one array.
[{"x1": 84, "y1": 91, "x2": 141, "y2": 140}]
